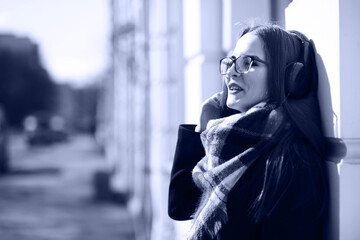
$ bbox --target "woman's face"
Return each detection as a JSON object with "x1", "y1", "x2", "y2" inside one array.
[{"x1": 225, "y1": 32, "x2": 269, "y2": 112}]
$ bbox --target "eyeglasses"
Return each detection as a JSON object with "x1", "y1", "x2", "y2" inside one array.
[{"x1": 219, "y1": 55, "x2": 267, "y2": 75}]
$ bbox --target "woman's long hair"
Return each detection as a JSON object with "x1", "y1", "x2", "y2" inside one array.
[{"x1": 220, "y1": 24, "x2": 328, "y2": 222}]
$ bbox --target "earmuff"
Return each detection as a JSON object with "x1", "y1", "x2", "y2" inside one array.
[{"x1": 285, "y1": 31, "x2": 312, "y2": 98}]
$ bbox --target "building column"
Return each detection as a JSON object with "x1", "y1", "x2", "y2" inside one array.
[
  {"x1": 183, "y1": 0, "x2": 223, "y2": 124},
  {"x1": 108, "y1": 3, "x2": 152, "y2": 240},
  {"x1": 109, "y1": 0, "x2": 132, "y2": 197},
  {"x1": 226, "y1": 0, "x2": 271, "y2": 49},
  {"x1": 174, "y1": 0, "x2": 223, "y2": 238},
  {"x1": 148, "y1": 0, "x2": 184, "y2": 239},
  {"x1": 339, "y1": 1, "x2": 360, "y2": 239}
]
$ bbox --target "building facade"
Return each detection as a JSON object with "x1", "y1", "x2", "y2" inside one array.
[{"x1": 98, "y1": 1, "x2": 359, "y2": 239}]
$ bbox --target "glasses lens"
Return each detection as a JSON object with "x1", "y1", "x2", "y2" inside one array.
[
  {"x1": 220, "y1": 58, "x2": 233, "y2": 75},
  {"x1": 236, "y1": 56, "x2": 253, "y2": 73},
  {"x1": 220, "y1": 56, "x2": 254, "y2": 75}
]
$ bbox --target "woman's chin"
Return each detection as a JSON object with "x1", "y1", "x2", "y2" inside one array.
[{"x1": 226, "y1": 100, "x2": 244, "y2": 112}]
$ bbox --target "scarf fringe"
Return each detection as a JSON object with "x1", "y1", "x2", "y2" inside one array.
[{"x1": 188, "y1": 205, "x2": 228, "y2": 240}]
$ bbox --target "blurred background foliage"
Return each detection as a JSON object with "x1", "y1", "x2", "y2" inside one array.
[
  {"x1": 0, "y1": 34, "x2": 55, "y2": 127},
  {"x1": 0, "y1": 34, "x2": 98, "y2": 132}
]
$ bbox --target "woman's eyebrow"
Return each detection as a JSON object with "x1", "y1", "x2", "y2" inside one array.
[
  {"x1": 230, "y1": 54, "x2": 267, "y2": 63},
  {"x1": 244, "y1": 54, "x2": 267, "y2": 63}
]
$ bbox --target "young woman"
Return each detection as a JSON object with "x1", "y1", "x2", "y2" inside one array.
[{"x1": 168, "y1": 24, "x2": 329, "y2": 240}]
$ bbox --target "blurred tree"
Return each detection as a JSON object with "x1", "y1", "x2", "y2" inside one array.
[{"x1": 0, "y1": 34, "x2": 56, "y2": 127}]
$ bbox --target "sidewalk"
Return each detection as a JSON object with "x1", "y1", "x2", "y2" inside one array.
[{"x1": 0, "y1": 133, "x2": 136, "y2": 240}]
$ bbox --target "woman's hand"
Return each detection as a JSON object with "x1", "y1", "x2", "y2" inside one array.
[{"x1": 195, "y1": 92, "x2": 224, "y2": 133}]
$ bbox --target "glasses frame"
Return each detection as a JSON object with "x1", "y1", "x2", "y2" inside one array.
[{"x1": 219, "y1": 55, "x2": 267, "y2": 75}]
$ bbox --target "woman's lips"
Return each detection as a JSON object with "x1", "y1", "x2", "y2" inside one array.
[{"x1": 228, "y1": 83, "x2": 243, "y2": 94}]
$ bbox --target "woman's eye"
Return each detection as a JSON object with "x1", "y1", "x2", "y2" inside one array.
[
  {"x1": 226, "y1": 62, "x2": 233, "y2": 67},
  {"x1": 243, "y1": 59, "x2": 252, "y2": 67}
]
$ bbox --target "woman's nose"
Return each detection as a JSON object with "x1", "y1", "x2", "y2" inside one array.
[{"x1": 226, "y1": 64, "x2": 240, "y2": 78}]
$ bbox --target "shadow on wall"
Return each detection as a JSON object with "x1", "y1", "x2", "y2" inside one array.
[{"x1": 315, "y1": 43, "x2": 347, "y2": 240}]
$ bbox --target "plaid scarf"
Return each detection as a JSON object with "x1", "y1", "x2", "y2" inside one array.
[{"x1": 188, "y1": 103, "x2": 285, "y2": 240}]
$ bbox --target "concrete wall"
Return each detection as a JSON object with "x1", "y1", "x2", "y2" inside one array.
[{"x1": 148, "y1": 0, "x2": 184, "y2": 239}]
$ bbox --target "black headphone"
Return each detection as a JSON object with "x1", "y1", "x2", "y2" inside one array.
[{"x1": 285, "y1": 31, "x2": 313, "y2": 98}]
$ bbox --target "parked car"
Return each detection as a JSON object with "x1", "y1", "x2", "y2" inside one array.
[{"x1": 23, "y1": 112, "x2": 68, "y2": 146}]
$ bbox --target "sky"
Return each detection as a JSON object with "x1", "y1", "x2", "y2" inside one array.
[{"x1": 0, "y1": 0, "x2": 110, "y2": 86}]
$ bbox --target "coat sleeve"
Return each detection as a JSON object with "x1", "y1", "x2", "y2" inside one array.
[{"x1": 168, "y1": 124, "x2": 205, "y2": 220}]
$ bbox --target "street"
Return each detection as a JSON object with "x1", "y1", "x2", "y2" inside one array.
[{"x1": 0, "y1": 133, "x2": 135, "y2": 240}]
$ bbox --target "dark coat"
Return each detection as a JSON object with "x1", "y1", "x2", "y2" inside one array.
[{"x1": 168, "y1": 124, "x2": 328, "y2": 240}]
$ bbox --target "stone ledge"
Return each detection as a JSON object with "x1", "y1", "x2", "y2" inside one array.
[{"x1": 341, "y1": 138, "x2": 360, "y2": 165}]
